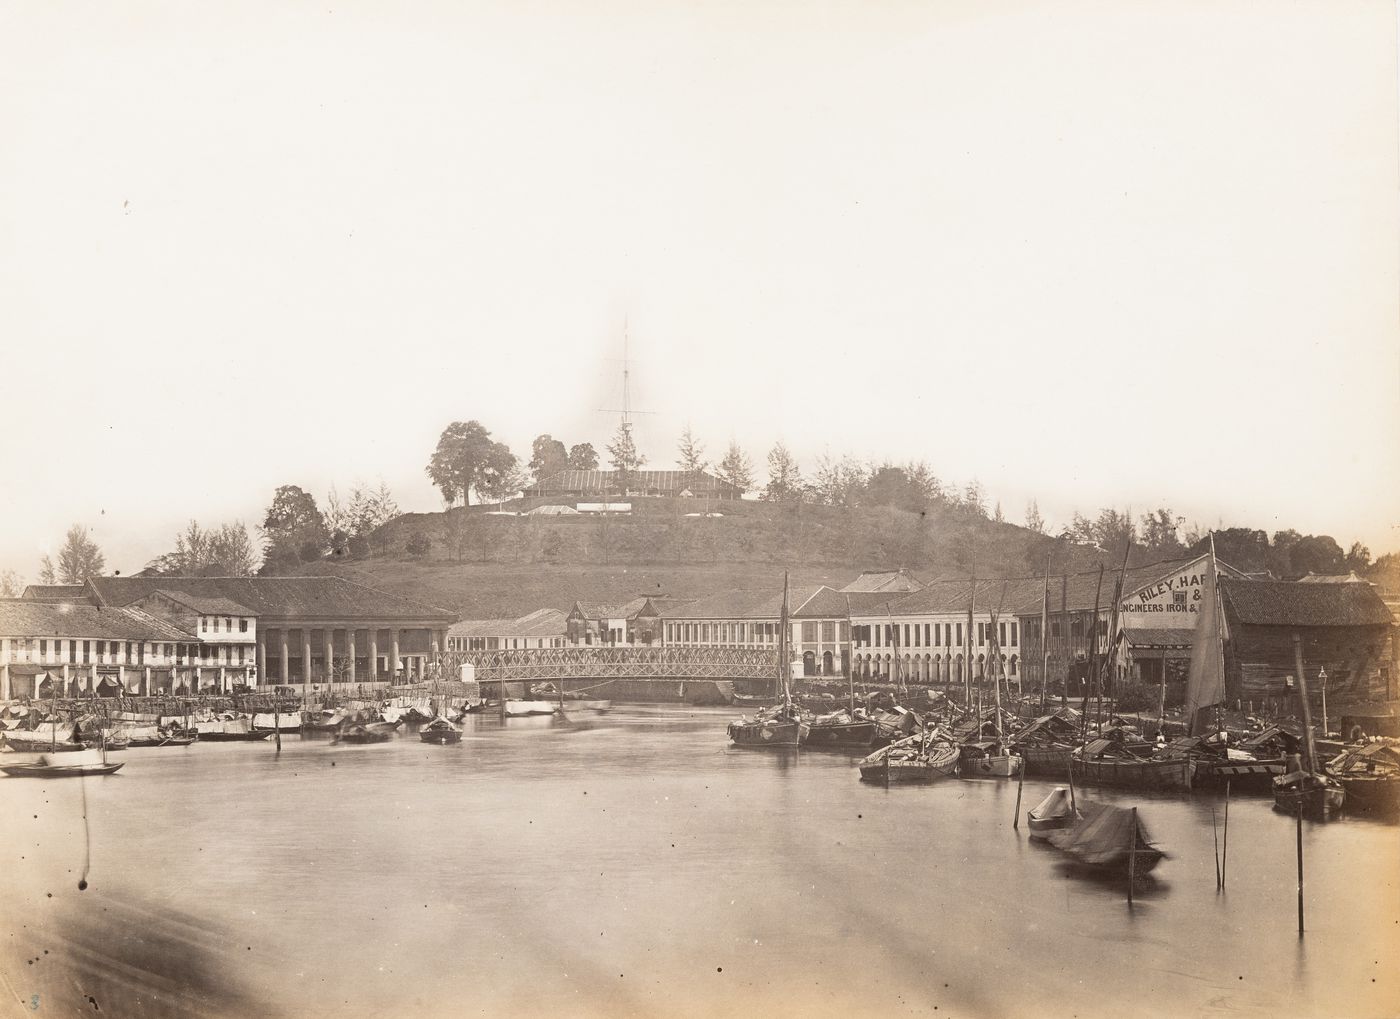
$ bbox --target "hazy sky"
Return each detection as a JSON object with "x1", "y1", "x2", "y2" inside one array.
[{"x1": 2, "y1": 1, "x2": 1397, "y2": 578}]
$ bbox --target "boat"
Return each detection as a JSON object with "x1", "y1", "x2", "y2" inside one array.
[
  {"x1": 504, "y1": 700, "x2": 560, "y2": 717},
  {"x1": 1026, "y1": 786, "x2": 1081, "y2": 839},
  {"x1": 960, "y1": 739, "x2": 1024, "y2": 777},
  {"x1": 857, "y1": 727, "x2": 961, "y2": 783},
  {"x1": 302, "y1": 708, "x2": 350, "y2": 732},
  {"x1": 0, "y1": 719, "x2": 85, "y2": 754},
  {"x1": 335, "y1": 723, "x2": 392, "y2": 744},
  {"x1": 2, "y1": 749, "x2": 124, "y2": 779},
  {"x1": 419, "y1": 717, "x2": 463, "y2": 745},
  {"x1": 194, "y1": 715, "x2": 273, "y2": 741},
  {"x1": 1071, "y1": 738, "x2": 1194, "y2": 791},
  {"x1": 1326, "y1": 741, "x2": 1400, "y2": 815},
  {"x1": 1273, "y1": 764, "x2": 1345, "y2": 817},
  {"x1": 804, "y1": 709, "x2": 877, "y2": 749},
  {"x1": 727, "y1": 573, "x2": 809, "y2": 749},
  {"x1": 1047, "y1": 801, "x2": 1166, "y2": 877},
  {"x1": 1010, "y1": 710, "x2": 1079, "y2": 776},
  {"x1": 959, "y1": 619, "x2": 1022, "y2": 778},
  {"x1": 251, "y1": 712, "x2": 301, "y2": 732}
]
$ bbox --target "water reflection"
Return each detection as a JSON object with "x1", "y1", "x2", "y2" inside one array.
[{"x1": 1, "y1": 705, "x2": 1396, "y2": 1019}]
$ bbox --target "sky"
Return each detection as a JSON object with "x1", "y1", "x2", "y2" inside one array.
[{"x1": 1, "y1": 1, "x2": 1397, "y2": 579}]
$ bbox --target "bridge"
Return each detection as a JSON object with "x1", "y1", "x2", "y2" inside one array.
[{"x1": 439, "y1": 646, "x2": 781, "y2": 686}]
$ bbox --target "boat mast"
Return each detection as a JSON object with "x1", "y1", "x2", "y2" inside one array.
[
  {"x1": 845, "y1": 594, "x2": 855, "y2": 714},
  {"x1": 1039, "y1": 557, "x2": 1050, "y2": 714},
  {"x1": 779, "y1": 571, "x2": 791, "y2": 706}
]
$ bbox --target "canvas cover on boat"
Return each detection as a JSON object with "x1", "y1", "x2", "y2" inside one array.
[
  {"x1": 1029, "y1": 787, "x2": 1074, "y2": 821},
  {"x1": 37, "y1": 749, "x2": 107, "y2": 767},
  {"x1": 1047, "y1": 802, "x2": 1157, "y2": 864}
]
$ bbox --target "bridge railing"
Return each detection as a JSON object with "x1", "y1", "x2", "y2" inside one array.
[{"x1": 439, "y1": 645, "x2": 780, "y2": 683}]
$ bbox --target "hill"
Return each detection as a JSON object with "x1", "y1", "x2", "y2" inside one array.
[{"x1": 297, "y1": 496, "x2": 1138, "y2": 617}]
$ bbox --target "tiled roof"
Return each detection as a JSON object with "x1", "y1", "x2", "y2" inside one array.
[
  {"x1": 571, "y1": 597, "x2": 655, "y2": 619},
  {"x1": 450, "y1": 608, "x2": 567, "y2": 639},
  {"x1": 117, "y1": 607, "x2": 200, "y2": 641},
  {"x1": 666, "y1": 586, "x2": 825, "y2": 620},
  {"x1": 149, "y1": 590, "x2": 254, "y2": 616},
  {"x1": 20, "y1": 585, "x2": 87, "y2": 602},
  {"x1": 0, "y1": 600, "x2": 195, "y2": 641},
  {"x1": 840, "y1": 570, "x2": 926, "y2": 594},
  {"x1": 531, "y1": 469, "x2": 740, "y2": 494},
  {"x1": 871, "y1": 577, "x2": 1044, "y2": 617},
  {"x1": 1122, "y1": 627, "x2": 1196, "y2": 648},
  {"x1": 1220, "y1": 578, "x2": 1395, "y2": 628},
  {"x1": 88, "y1": 576, "x2": 454, "y2": 622},
  {"x1": 794, "y1": 588, "x2": 888, "y2": 618}
]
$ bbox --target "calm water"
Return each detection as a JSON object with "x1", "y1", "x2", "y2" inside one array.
[{"x1": 2, "y1": 706, "x2": 1397, "y2": 1019}]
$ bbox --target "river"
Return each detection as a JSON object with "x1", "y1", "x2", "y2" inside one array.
[{"x1": 2, "y1": 705, "x2": 1396, "y2": 1018}]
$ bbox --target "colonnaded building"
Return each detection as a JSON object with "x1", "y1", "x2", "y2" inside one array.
[{"x1": 2, "y1": 576, "x2": 455, "y2": 697}]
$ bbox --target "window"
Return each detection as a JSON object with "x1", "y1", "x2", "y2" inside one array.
[
  {"x1": 903, "y1": 624, "x2": 911, "y2": 648},
  {"x1": 201, "y1": 617, "x2": 208, "y2": 632},
  {"x1": 1010, "y1": 623, "x2": 1018, "y2": 647},
  {"x1": 1173, "y1": 590, "x2": 1187, "y2": 607},
  {"x1": 839, "y1": 621, "x2": 849, "y2": 642},
  {"x1": 1099, "y1": 619, "x2": 1109, "y2": 637},
  {"x1": 821, "y1": 621, "x2": 835, "y2": 643},
  {"x1": 224, "y1": 617, "x2": 232, "y2": 632},
  {"x1": 944, "y1": 623, "x2": 952, "y2": 647},
  {"x1": 1051, "y1": 619, "x2": 1062, "y2": 638},
  {"x1": 933, "y1": 624, "x2": 941, "y2": 647},
  {"x1": 956, "y1": 623, "x2": 963, "y2": 649},
  {"x1": 873, "y1": 625, "x2": 881, "y2": 648},
  {"x1": 39, "y1": 639, "x2": 47, "y2": 658},
  {"x1": 923, "y1": 624, "x2": 931, "y2": 647},
  {"x1": 999, "y1": 622, "x2": 1007, "y2": 648},
  {"x1": 240, "y1": 618, "x2": 248, "y2": 633},
  {"x1": 801, "y1": 621, "x2": 818, "y2": 643}
]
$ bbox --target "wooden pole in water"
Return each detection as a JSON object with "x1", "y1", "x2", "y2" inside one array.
[
  {"x1": 1292, "y1": 635, "x2": 1318, "y2": 775},
  {"x1": 274, "y1": 700, "x2": 282, "y2": 752},
  {"x1": 1127, "y1": 807, "x2": 1137, "y2": 905},
  {"x1": 1221, "y1": 780, "x2": 1230, "y2": 889},
  {"x1": 1211, "y1": 805, "x2": 1221, "y2": 889},
  {"x1": 1066, "y1": 755, "x2": 1077, "y2": 814},
  {"x1": 1296, "y1": 798, "x2": 1305, "y2": 935},
  {"x1": 1013, "y1": 757, "x2": 1025, "y2": 829}
]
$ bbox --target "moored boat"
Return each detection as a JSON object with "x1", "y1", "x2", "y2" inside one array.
[
  {"x1": 336, "y1": 723, "x2": 392, "y2": 744},
  {"x1": 728, "y1": 703, "x2": 808, "y2": 748},
  {"x1": 1071, "y1": 738, "x2": 1194, "y2": 791},
  {"x1": 1026, "y1": 786, "x2": 1081, "y2": 839},
  {"x1": 857, "y1": 728, "x2": 961, "y2": 783},
  {"x1": 1047, "y1": 801, "x2": 1165, "y2": 877},
  {"x1": 2, "y1": 749, "x2": 124, "y2": 779},
  {"x1": 1327, "y1": 741, "x2": 1400, "y2": 816},
  {"x1": 804, "y1": 709, "x2": 877, "y2": 749},
  {"x1": 504, "y1": 700, "x2": 560, "y2": 717},
  {"x1": 419, "y1": 717, "x2": 463, "y2": 745}
]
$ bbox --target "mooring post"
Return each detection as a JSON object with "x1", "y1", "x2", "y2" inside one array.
[
  {"x1": 274, "y1": 701, "x2": 282, "y2": 753},
  {"x1": 1013, "y1": 757, "x2": 1025, "y2": 830},
  {"x1": 1211, "y1": 805, "x2": 1221, "y2": 890},
  {"x1": 1127, "y1": 807, "x2": 1137, "y2": 905},
  {"x1": 1221, "y1": 780, "x2": 1230, "y2": 889},
  {"x1": 1296, "y1": 799, "x2": 1305, "y2": 936}
]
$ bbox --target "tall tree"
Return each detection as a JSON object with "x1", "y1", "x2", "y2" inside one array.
[
  {"x1": 38, "y1": 556, "x2": 56, "y2": 585},
  {"x1": 426, "y1": 420, "x2": 509, "y2": 507},
  {"x1": 962, "y1": 480, "x2": 988, "y2": 518},
  {"x1": 568, "y1": 442, "x2": 599, "y2": 470},
  {"x1": 677, "y1": 425, "x2": 708, "y2": 475},
  {"x1": 1139, "y1": 508, "x2": 1184, "y2": 553},
  {"x1": 716, "y1": 440, "x2": 754, "y2": 495},
  {"x1": 606, "y1": 423, "x2": 647, "y2": 493},
  {"x1": 480, "y1": 462, "x2": 528, "y2": 509},
  {"x1": 0, "y1": 569, "x2": 24, "y2": 597},
  {"x1": 813, "y1": 453, "x2": 867, "y2": 507},
  {"x1": 993, "y1": 501, "x2": 1005, "y2": 523},
  {"x1": 529, "y1": 434, "x2": 570, "y2": 483},
  {"x1": 1025, "y1": 500, "x2": 1046, "y2": 534},
  {"x1": 55, "y1": 524, "x2": 106, "y2": 584},
  {"x1": 763, "y1": 442, "x2": 803, "y2": 502},
  {"x1": 1345, "y1": 541, "x2": 1372, "y2": 573},
  {"x1": 905, "y1": 461, "x2": 945, "y2": 506},
  {"x1": 208, "y1": 522, "x2": 259, "y2": 575},
  {"x1": 260, "y1": 485, "x2": 328, "y2": 570}
]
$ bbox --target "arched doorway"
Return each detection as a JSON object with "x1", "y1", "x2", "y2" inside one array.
[
  {"x1": 803, "y1": 651, "x2": 816, "y2": 676},
  {"x1": 822, "y1": 650, "x2": 834, "y2": 675}
]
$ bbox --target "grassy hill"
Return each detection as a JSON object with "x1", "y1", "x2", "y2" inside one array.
[{"x1": 298, "y1": 496, "x2": 1134, "y2": 618}]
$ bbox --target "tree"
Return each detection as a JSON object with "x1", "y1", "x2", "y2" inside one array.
[
  {"x1": 0, "y1": 569, "x2": 24, "y2": 597},
  {"x1": 905, "y1": 462, "x2": 945, "y2": 506},
  {"x1": 864, "y1": 464, "x2": 919, "y2": 511},
  {"x1": 480, "y1": 462, "x2": 528, "y2": 509},
  {"x1": 1345, "y1": 541, "x2": 1372, "y2": 573},
  {"x1": 1069, "y1": 512, "x2": 1096, "y2": 545},
  {"x1": 529, "y1": 435, "x2": 569, "y2": 484},
  {"x1": 813, "y1": 453, "x2": 867, "y2": 507},
  {"x1": 1288, "y1": 535, "x2": 1346, "y2": 577},
  {"x1": 1025, "y1": 500, "x2": 1046, "y2": 535},
  {"x1": 148, "y1": 520, "x2": 259, "y2": 575},
  {"x1": 260, "y1": 486, "x2": 328, "y2": 572},
  {"x1": 962, "y1": 480, "x2": 988, "y2": 518},
  {"x1": 716, "y1": 440, "x2": 754, "y2": 494},
  {"x1": 568, "y1": 442, "x2": 599, "y2": 470},
  {"x1": 208, "y1": 522, "x2": 259, "y2": 575},
  {"x1": 763, "y1": 442, "x2": 803, "y2": 502},
  {"x1": 993, "y1": 501, "x2": 1005, "y2": 524},
  {"x1": 38, "y1": 556, "x2": 55, "y2": 585},
  {"x1": 606, "y1": 422, "x2": 646, "y2": 493},
  {"x1": 677, "y1": 425, "x2": 707, "y2": 476},
  {"x1": 1139, "y1": 508, "x2": 1184, "y2": 553},
  {"x1": 1092, "y1": 507, "x2": 1135, "y2": 550},
  {"x1": 426, "y1": 420, "x2": 511, "y2": 507},
  {"x1": 55, "y1": 524, "x2": 106, "y2": 584},
  {"x1": 406, "y1": 532, "x2": 431, "y2": 558}
]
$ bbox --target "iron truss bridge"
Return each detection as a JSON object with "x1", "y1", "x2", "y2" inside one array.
[{"x1": 439, "y1": 646, "x2": 779, "y2": 683}]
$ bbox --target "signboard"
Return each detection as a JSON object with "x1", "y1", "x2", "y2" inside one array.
[{"x1": 1120, "y1": 564, "x2": 1209, "y2": 627}]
